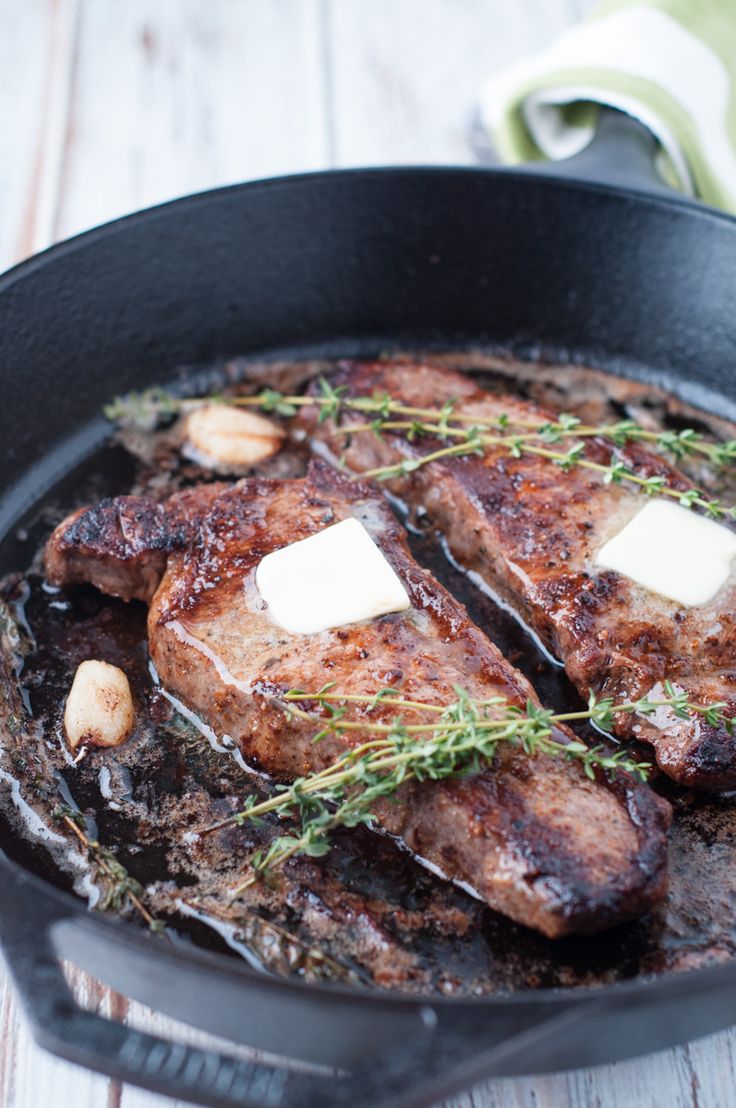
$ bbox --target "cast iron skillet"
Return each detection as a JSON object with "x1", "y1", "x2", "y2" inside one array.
[{"x1": 1, "y1": 112, "x2": 736, "y2": 1108}]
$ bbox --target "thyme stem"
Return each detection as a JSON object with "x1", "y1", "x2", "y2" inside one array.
[
  {"x1": 203, "y1": 683, "x2": 732, "y2": 894},
  {"x1": 357, "y1": 430, "x2": 732, "y2": 519},
  {"x1": 105, "y1": 383, "x2": 736, "y2": 467},
  {"x1": 60, "y1": 813, "x2": 164, "y2": 932},
  {"x1": 105, "y1": 382, "x2": 736, "y2": 517}
]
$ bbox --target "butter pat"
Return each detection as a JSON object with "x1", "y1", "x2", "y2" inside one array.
[
  {"x1": 255, "y1": 517, "x2": 411, "y2": 634},
  {"x1": 596, "y1": 500, "x2": 736, "y2": 606}
]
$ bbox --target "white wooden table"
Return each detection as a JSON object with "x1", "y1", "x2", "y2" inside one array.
[{"x1": 1, "y1": 2, "x2": 734, "y2": 1105}]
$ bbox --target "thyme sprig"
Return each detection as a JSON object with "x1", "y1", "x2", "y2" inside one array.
[
  {"x1": 55, "y1": 808, "x2": 165, "y2": 932},
  {"x1": 203, "y1": 683, "x2": 731, "y2": 895},
  {"x1": 179, "y1": 899, "x2": 362, "y2": 984},
  {"x1": 105, "y1": 380, "x2": 736, "y2": 465},
  {"x1": 356, "y1": 427, "x2": 736, "y2": 520},
  {"x1": 105, "y1": 382, "x2": 736, "y2": 519}
]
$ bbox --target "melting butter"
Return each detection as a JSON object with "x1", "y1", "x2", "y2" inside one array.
[
  {"x1": 255, "y1": 517, "x2": 411, "y2": 634},
  {"x1": 596, "y1": 499, "x2": 736, "y2": 606}
]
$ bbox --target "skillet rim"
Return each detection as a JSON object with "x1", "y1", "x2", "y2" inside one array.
[
  {"x1": 7, "y1": 842, "x2": 736, "y2": 1014},
  {"x1": 2, "y1": 161, "x2": 736, "y2": 296},
  {"x1": 1, "y1": 162, "x2": 736, "y2": 1015}
]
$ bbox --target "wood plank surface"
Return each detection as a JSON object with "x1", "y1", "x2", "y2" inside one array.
[
  {"x1": 0, "y1": 0, "x2": 80, "y2": 264},
  {"x1": 53, "y1": 0, "x2": 330, "y2": 241},
  {"x1": 325, "y1": 0, "x2": 576, "y2": 167},
  {"x1": 0, "y1": 1, "x2": 734, "y2": 1106}
]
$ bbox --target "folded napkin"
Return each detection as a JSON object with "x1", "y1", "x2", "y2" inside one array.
[{"x1": 479, "y1": 0, "x2": 736, "y2": 211}]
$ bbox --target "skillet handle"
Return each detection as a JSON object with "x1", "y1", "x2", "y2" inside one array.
[
  {"x1": 515, "y1": 107, "x2": 678, "y2": 198},
  {"x1": 0, "y1": 867, "x2": 599, "y2": 1108},
  {"x1": 0, "y1": 875, "x2": 295, "y2": 1107}
]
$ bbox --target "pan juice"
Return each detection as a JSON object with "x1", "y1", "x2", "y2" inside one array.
[{"x1": 1, "y1": 352, "x2": 735, "y2": 993}]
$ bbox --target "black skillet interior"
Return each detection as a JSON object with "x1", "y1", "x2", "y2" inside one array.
[{"x1": 3, "y1": 140, "x2": 736, "y2": 1107}]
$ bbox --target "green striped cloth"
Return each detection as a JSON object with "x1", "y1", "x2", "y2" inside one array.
[{"x1": 479, "y1": 0, "x2": 736, "y2": 212}]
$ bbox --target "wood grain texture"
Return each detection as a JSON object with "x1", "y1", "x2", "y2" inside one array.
[
  {"x1": 325, "y1": 0, "x2": 577, "y2": 167},
  {"x1": 0, "y1": 0, "x2": 735, "y2": 1106},
  {"x1": 0, "y1": 0, "x2": 80, "y2": 265},
  {"x1": 52, "y1": 0, "x2": 330, "y2": 241}
]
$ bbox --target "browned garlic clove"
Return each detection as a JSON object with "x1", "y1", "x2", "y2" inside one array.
[
  {"x1": 64, "y1": 660, "x2": 135, "y2": 751},
  {"x1": 182, "y1": 404, "x2": 285, "y2": 469}
]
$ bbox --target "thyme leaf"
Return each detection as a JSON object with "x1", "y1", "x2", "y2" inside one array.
[
  {"x1": 55, "y1": 809, "x2": 166, "y2": 933},
  {"x1": 201, "y1": 686, "x2": 730, "y2": 895},
  {"x1": 105, "y1": 384, "x2": 736, "y2": 519}
]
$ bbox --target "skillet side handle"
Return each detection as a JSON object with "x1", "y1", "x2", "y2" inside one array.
[
  {"x1": 0, "y1": 867, "x2": 602, "y2": 1108},
  {"x1": 0, "y1": 874, "x2": 305, "y2": 1108},
  {"x1": 517, "y1": 108, "x2": 678, "y2": 198}
]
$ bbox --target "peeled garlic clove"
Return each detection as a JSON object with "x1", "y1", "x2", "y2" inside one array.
[
  {"x1": 183, "y1": 404, "x2": 285, "y2": 469},
  {"x1": 64, "y1": 660, "x2": 135, "y2": 751}
]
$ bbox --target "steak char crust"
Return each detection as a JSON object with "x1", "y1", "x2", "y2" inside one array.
[
  {"x1": 45, "y1": 461, "x2": 670, "y2": 938},
  {"x1": 302, "y1": 361, "x2": 736, "y2": 790}
]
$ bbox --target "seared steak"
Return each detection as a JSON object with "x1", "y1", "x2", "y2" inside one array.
[
  {"x1": 302, "y1": 361, "x2": 736, "y2": 789},
  {"x1": 45, "y1": 462, "x2": 670, "y2": 937}
]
